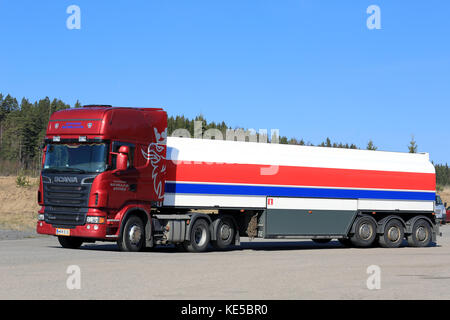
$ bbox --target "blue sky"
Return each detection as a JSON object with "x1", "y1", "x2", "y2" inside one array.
[{"x1": 0, "y1": 0, "x2": 449, "y2": 163}]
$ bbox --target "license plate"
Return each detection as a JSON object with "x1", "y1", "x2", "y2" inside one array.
[{"x1": 56, "y1": 228, "x2": 70, "y2": 236}]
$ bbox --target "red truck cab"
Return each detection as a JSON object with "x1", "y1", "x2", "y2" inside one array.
[{"x1": 37, "y1": 105, "x2": 167, "y2": 251}]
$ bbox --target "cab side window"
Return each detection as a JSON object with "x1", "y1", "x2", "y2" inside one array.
[{"x1": 110, "y1": 142, "x2": 135, "y2": 170}]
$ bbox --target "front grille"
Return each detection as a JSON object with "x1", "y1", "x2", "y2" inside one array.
[
  {"x1": 45, "y1": 206, "x2": 87, "y2": 227},
  {"x1": 45, "y1": 185, "x2": 88, "y2": 207},
  {"x1": 43, "y1": 178, "x2": 93, "y2": 227}
]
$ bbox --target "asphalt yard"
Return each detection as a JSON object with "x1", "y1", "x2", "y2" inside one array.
[{"x1": 1, "y1": 225, "x2": 449, "y2": 299}]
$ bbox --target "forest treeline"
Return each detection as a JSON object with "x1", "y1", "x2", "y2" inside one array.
[{"x1": 0, "y1": 93, "x2": 448, "y2": 187}]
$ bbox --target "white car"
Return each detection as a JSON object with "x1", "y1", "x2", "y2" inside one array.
[{"x1": 435, "y1": 195, "x2": 447, "y2": 224}]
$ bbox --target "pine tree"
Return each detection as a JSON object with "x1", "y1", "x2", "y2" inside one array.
[
  {"x1": 366, "y1": 140, "x2": 377, "y2": 151},
  {"x1": 74, "y1": 100, "x2": 82, "y2": 108},
  {"x1": 408, "y1": 135, "x2": 418, "y2": 153}
]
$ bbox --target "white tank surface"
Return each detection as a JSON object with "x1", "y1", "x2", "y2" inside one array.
[{"x1": 163, "y1": 137, "x2": 436, "y2": 210}]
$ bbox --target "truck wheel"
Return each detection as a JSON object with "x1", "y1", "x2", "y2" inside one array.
[
  {"x1": 117, "y1": 215, "x2": 145, "y2": 252},
  {"x1": 378, "y1": 219, "x2": 404, "y2": 248},
  {"x1": 58, "y1": 236, "x2": 83, "y2": 249},
  {"x1": 350, "y1": 216, "x2": 377, "y2": 247},
  {"x1": 407, "y1": 219, "x2": 432, "y2": 247},
  {"x1": 212, "y1": 217, "x2": 235, "y2": 250},
  {"x1": 312, "y1": 239, "x2": 331, "y2": 244},
  {"x1": 184, "y1": 219, "x2": 210, "y2": 253}
]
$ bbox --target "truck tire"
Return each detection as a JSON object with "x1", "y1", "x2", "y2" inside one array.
[
  {"x1": 117, "y1": 215, "x2": 145, "y2": 252},
  {"x1": 407, "y1": 219, "x2": 432, "y2": 247},
  {"x1": 378, "y1": 219, "x2": 404, "y2": 248},
  {"x1": 350, "y1": 216, "x2": 377, "y2": 248},
  {"x1": 58, "y1": 236, "x2": 83, "y2": 249},
  {"x1": 184, "y1": 219, "x2": 210, "y2": 253},
  {"x1": 212, "y1": 217, "x2": 235, "y2": 250}
]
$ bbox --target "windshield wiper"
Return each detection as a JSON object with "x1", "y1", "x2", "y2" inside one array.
[
  {"x1": 43, "y1": 167, "x2": 86, "y2": 174},
  {"x1": 66, "y1": 168, "x2": 87, "y2": 174}
]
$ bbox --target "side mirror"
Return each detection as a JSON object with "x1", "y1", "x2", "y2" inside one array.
[
  {"x1": 445, "y1": 202, "x2": 447, "y2": 208},
  {"x1": 116, "y1": 146, "x2": 129, "y2": 171}
]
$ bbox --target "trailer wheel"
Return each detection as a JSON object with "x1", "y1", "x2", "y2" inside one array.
[
  {"x1": 212, "y1": 217, "x2": 235, "y2": 250},
  {"x1": 407, "y1": 219, "x2": 432, "y2": 247},
  {"x1": 117, "y1": 215, "x2": 145, "y2": 252},
  {"x1": 184, "y1": 219, "x2": 210, "y2": 253},
  {"x1": 378, "y1": 219, "x2": 404, "y2": 248},
  {"x1": 350, "y1": 216, "x2": 377, "y2": 247},
  {"x1": 58, "y1": 236, "x2": 83, "y2": 249}
]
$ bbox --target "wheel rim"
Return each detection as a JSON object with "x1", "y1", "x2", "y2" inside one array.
[
  {"x1": 129, "y1": 225, "x2": 142, "y2": 245},
  {"x1": 387, "y1": 226, "x2": 401, "y2": 242},
  {"x1": 359, "y1": 223, "x2": 373, "y2": 240},
  {"x1": 219, "y1": 223, "x2": 232, "y2": 241},
  {"x1": 194, "y1": 226, "x2": 207, "y2": 246},
  {"x1": 416, "y1": 226, "x2": 428, "y2": 242}
]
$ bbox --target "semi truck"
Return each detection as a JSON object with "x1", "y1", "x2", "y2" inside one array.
[{"x1": 36, "y1": 105, "x2": 440, "y2": 252}]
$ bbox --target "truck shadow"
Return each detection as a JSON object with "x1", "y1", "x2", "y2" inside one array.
[
  {"x1": 73, "y1": 241, "x2": 346, "y2": 252},
  {"x1": 69, "y1": 239, "x2": 438, "y2": 252}
]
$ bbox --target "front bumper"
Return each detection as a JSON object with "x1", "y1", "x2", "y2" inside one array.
[{"x1": 36, "y1": 220, "x2": 109, "y2": 239}]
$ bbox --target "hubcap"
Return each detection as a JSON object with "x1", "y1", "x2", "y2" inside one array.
[
  {"x1": 416, "y1": 226, "x2": 428, "y2": 242},
  {"x1": 387, "y1": 227, "x2": 400, "y2": 242},
  {"x1": 220, "y1": 224, "x2": 231, "y2": 241},
  {"x1": 129, "y1": 225, "x2": 142, "y2": 245},
  {"x1": 359, "y1": 223, "x2": 373, "y2": 240},
  {"x1": 194, "y1": 226, "x2": 207, "y2": 246}
]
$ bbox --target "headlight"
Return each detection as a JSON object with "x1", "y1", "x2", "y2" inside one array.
[{"x1": 86, "y1": 216, "x2": 105, "y2": 224}]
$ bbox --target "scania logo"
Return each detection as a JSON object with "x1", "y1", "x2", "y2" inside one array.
[{"x1": 53, "y1": 176, "x2": 78, "y2": 183}]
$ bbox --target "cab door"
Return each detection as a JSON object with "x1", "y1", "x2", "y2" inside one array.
[{"x1": 107, "y1": 141, "x2": 138, "y2": 209}]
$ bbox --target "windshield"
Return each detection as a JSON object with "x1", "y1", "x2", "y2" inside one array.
[{"x1": 43, "y1": 143, "x2": 108, "y2": 173}]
